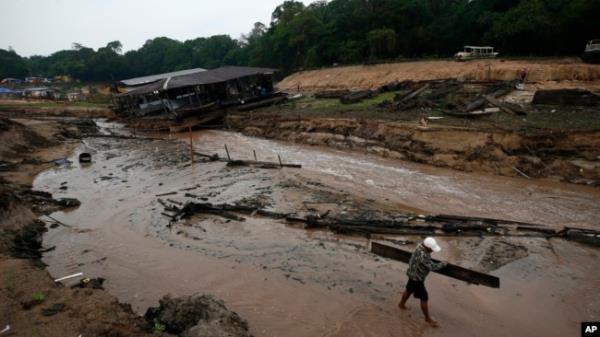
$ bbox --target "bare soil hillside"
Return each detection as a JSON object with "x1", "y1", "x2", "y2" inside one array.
[{"x1": 278, "y1": 58, "x2": 600, "y2": 92}]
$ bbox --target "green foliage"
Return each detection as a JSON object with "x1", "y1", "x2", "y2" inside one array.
[
  {"x1": 2, "y1": 0, "x2": 599, "y2": 80},
  {"x1": 367, "y1": 28, "x2": 397, "y2": 59},
  {"x1": 31, "y1": 291, "x2": 46, "y2": 302},
  {"x1": 152, "y1": 321, "x2": 166, "y2": 334},
  {"x1": 0, "y1": 48, "x2": 29, "y2": 78}
]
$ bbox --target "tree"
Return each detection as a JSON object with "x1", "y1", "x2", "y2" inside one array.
[
  {"x1": 0, "y1": 49, "x2": 28, "y2": 78},
  {"x1": 367, "y1": 28, "x2": 397, "y2": 59}
]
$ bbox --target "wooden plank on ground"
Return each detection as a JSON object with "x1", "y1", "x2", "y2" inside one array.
[{"x1": 371, "y1": 242, "x2": 500, "y2": 288}]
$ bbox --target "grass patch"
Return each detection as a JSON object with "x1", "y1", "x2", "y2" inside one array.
[{"x1": 31, "y1": 291, "x2": 46, "y2": 303}]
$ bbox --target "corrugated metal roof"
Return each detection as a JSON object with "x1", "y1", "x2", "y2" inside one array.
[
  {"x1": 120, "y1": 67, "x2": 207, "y2": 86},
  {"x1": 123, "y1": 66, "x2": 276, "y2": 96}
]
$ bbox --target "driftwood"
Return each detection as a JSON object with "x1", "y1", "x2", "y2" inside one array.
[
  {"x1": 226, "y1": 160, "x2": 301, "y2": 169},
  {"x1": 159, "y1": 200, "x2": 587, "y2": 243},
  {"x1": 341, "y1": 90, "x2": 376, "y2": 104},
  {"x1": 463, "y1": 80, "x2": 518, "y2": 112},
  {"x1": 397, "y1": 84, "x2": 430, "y2": 103},
  {"x1": 442, "y1": 108, "x2": 497, "y2": 118},
  {"x1": 194, "y1": 152, "x2": 220, "y2": 161},
  {"x1": 237, "y1": 96, "x2": 287, "y2": 111},
  {"x1": 483, "y1": 95, "x2": 528, "y2": 115},
  {"x1": 378, "y1": 81, "x2": 412, "y2": 93},
  {"x1": 424, "y1": 214, "x2": 544, "y2": 227},
  {"x1": 315, "y1": 90, "x2": 351, "y2": 99},
  {"x1": 81, "y1": 134, "x2": 167, "y2": 141},
  {"x1": 563, "y1": 228, "x2": 600, "y2": 247},
  {"x1": 371, "y1": 242, "x2": 500, "y2": 288}
]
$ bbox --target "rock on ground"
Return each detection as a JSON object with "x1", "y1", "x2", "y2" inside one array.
[{"x1": 145, "y1": 295, "x2": 252, "y2": 337}]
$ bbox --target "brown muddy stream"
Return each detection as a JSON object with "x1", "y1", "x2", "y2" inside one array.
[{"x1": 35, "y1": 126, "x2": 600, "y2": 337}]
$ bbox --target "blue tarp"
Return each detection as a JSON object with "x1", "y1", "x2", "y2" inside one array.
[{"x1": 0, "y1": 87, "x2": 16, "y2": 94}]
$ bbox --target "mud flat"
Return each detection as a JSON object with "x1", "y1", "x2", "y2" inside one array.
[
  {"x1": 35, "y1": 128, "x2": 600, "y2": 337},
  {"x1": 0, "y1": 116, "x2": 156, "y2": 337}
]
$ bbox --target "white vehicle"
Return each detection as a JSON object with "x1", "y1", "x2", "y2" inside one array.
[
  {"x1": 455, "y1": 46, "x2": 499, "y2": 61},
  {"x1": 582, "y1": 39, "x2": 600, "y2": 64}
]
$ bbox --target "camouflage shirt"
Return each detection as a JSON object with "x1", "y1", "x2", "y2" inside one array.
[{"x1": 406, "y1": 244, "x2": 446, "y2": 282}]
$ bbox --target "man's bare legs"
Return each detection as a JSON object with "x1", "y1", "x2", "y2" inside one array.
[
  {"x1": 398, "y1": 291, "x2": 411, "y2": 310},
  {"x1": 420, "y1": 301, "x2": 439, "y2": 327}
]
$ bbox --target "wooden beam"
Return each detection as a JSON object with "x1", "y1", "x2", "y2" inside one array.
[{"x1": 371, "y1": 242, "x2": 500, "y2": 288}]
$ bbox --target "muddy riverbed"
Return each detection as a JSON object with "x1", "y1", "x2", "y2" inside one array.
[{"x1": 35, "y1": 128, "x2": 600, "y2": 337}]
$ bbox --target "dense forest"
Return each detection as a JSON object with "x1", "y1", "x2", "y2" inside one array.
[{"x1": 1, "y1": 0, "x2": 599, "y2": 81}]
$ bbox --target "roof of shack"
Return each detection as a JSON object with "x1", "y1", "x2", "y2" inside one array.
[
  {"x1": 120, "y1": 67, "x2": 207, "y2": 86},
  {"x1": 122, "y1": 66, "x2": 276, "y2": 96}
]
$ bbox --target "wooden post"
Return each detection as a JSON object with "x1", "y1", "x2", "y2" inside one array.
[
  {"x1": 278, "y1": 154, "x2": 283, "y2": 168},
  {"x1": 224, "y1": 144, "x2": 231, "y2": 161},
  {"x1": 188, "y1": 126, "x2": 194, "y2": 164},
  {"x1": 253, "y1": 150, "x2": 257, "y2": 161}
]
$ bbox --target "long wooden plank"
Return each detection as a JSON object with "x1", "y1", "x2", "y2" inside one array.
[{"x1": 371, "y1": 242, "x2": 500, "y2": 288}]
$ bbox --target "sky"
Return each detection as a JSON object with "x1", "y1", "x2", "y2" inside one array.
[{"x1": 0, "y1": 0, "x2": 315, "y2": 57}]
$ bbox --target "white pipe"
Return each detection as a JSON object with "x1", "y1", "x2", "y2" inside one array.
[
  {"x1": 54, "y1": 272, "x2": 84, "y2": 282},
  {"x1": 0, "y1": 325, "x2": 10, "y2": 334}
]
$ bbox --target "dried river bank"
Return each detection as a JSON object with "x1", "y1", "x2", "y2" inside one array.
[{"x1": 34, "y1": 126, "x2": 600, "y2": 337}]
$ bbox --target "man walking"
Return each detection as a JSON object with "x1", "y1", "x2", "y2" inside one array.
[{"x1": 398, "y1": 237, "x2": 446, "y2": 327}]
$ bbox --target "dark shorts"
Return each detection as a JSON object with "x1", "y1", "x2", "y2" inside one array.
[{"x1": 406, "y1": 279, "x2": 428, "y2": 301}]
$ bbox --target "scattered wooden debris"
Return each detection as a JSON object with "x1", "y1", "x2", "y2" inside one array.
[
  {"x1": 562, "y1": 227, "x2": 600, "y2": 247},
  {"x1": 157, "y1": 199, "x2": 595, "y2": 244},
  {"x1": 443, "y1": 108, "x2": 497, "y2": 118},
  {"x1": 341, "y1": 90, "x2": 376, "y2": 104},
  {"x1": 226, "y1": 159, "x2": 301, "y2": 169},
  {"x1": 314, "y1": 90, "x2": 351, "y2": 99},
  {"x1": 81, "y1": 134, "x2": 167, "y2": 141},
  {"x1": 397, "y1": 84, "x2": 430, "y2": 103},
  {"x1": 371, "y1": 242, "x2": 500, "y2": 288},
  {"x1": 483, "y1": 95, "x2": 528, "y2": 115},
  {"x1": 237, "y1": 96, "x2": 287, "y2": 111}
]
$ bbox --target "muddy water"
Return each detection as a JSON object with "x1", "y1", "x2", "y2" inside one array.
[
  {"x1": 184, "y1": 130, "x2": 600, "y2": 228},
  {"x1": 36, "y1": 129, "x2": 600, "y2": 337}
]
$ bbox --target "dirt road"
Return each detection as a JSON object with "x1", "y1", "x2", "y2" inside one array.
[
  {"x1": 35, "y1": 128, "x2": 600, "y2": 337},
  {"x1": 278, "y1": 58, "x2": 600, "y2": 92}
]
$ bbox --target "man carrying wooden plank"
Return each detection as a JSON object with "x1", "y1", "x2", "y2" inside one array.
[{"x1": 398, "y1": 237, "x2": 446, "y2": 327}]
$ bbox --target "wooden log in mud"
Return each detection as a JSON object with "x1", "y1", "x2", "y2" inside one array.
[
  {"x1": 226, "y1": 159, "x2": 301, "y2": 169},
  {"x1": 314, "y1": 90, "x2": 351, "y2": 99},
  {"x1": 81, "y1": 134, "x2": 167, "y2": 141},
  {"x1": 341, "y1": 90, "x2": 376, "y2": 104},
  {"x1": 237, "y1": 96, "x2": 287, "y2": 111},
  {"x1": 371, "y1": 242, "x2": 500, "y2": 288},
  {"x1": 562, "y1": 228, "x2": 600, "y2": 247},
  {"x1": 424, "y1": 214, "x2": 545, "y2": 227},
  {"x1": 397, "y1": 84, "x2": 430, "y2": 103},
  {"x1": 483, "y1": 95, "x2": 528, "y2": 115}
]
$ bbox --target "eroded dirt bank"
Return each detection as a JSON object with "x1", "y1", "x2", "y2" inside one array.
[
  {"x1": 35, "y1": 129, "x2": 600, "y2": 337},
  {"x1": 278, "y1": 58, "x2": 600, "y2": 92},
  {"x1": 226, "y1": 113, "x2": 600, "y2": 186},
  {"x1": 0, "y1": 117, "x2": 155, "y2": 336}
]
